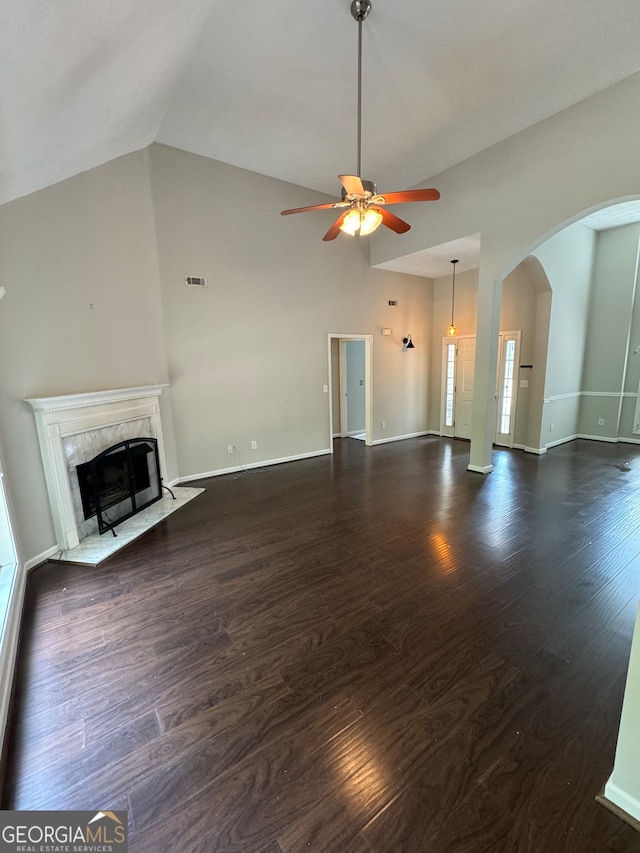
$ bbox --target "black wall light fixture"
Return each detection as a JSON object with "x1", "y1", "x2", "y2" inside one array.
[{"x1": 402, "y1": 335, "x2": 415, "y2": 351}]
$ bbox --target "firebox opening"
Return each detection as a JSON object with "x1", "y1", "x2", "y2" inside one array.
[{"x1": 76, "y1": 438, "x2": 162, "y2": 535}]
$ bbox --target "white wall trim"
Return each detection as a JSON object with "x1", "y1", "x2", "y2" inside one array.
[
  {"x1": 544, "y1": 391, "x2": 637, "y2": 402},
  {"x1": 372, "y1": 431, "x2": 430, "y2": 446},
  {"x1": 603, "y1": 779, "x2": 640, "y2": 825},
  {"x1": 544, "y1": 392, "x2": 582, "y2": 403},
  {"x1": 524, "y1": 445, "x2": 547, "y2": 455},
  {"x1": 178, "y1": 448, "x2": 332, "y2": 483},
  {"x1": 577, "y1": 433, "x2": 640, "y2": 445},
  {"x1": 578, "y1": 433, "x2": 618, "y2": 444},
  {"x1": 467, "y1": 463, "x2": 493, "y2": 474},
  {"x1": 24, "y1": 546, "x2": 60, "y2": 572},
  {"x1": 545, "y1": 433, "x2": 580, "y2": 449},
  {"x1": 581, "y1": 391, "x2": 638, "y2": 398}
]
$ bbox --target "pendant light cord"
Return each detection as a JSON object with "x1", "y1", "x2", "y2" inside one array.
[
  {"x1": 357, "y1": 17, "x2": 363, "y2": 178},
  {"x1": 451, "y1": 260, "x2": 458, "y2": 326}
]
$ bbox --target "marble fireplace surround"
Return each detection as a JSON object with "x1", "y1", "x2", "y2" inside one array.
[{"x1": 26, "y1": 386, "x2": 170, "y2": 552}]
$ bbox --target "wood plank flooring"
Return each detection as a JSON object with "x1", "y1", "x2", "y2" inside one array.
[{"x1": 3, "y1": 437, "x2": 640, "y2": 852}]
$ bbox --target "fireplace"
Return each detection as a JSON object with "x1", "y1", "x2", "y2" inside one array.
[
  {"x1": 26, "y1": 386, "x2": 169, "y2": 551},
  {"x1": 77, "y1": 438, "x2": 162, "y2": 535}
]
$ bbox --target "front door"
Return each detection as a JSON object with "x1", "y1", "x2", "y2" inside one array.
[{"x1": 454, "y1": 336, "x2": 476, "y2": 440}]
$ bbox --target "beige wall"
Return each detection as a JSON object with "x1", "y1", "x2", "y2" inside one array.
[
  {"x1": 149, "y1": 144, "x2": 431, "y2": 479},
  {"x1": 580, "y1": 223, "x2": 640, "y2": 441}
]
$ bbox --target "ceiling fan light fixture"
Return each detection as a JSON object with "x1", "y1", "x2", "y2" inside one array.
[
  {"x1": 280, "y1": 1, "x2": 440, "y2": 240},
  {"x1": 339, "y1": 207, "x2": 383, "y2": 236},
  {"x1": 360, "y1": 208, "x2": 383, "y2": 235},
  {"x1": 340, "y1": 209, "x2": 362, "y2": 235}
]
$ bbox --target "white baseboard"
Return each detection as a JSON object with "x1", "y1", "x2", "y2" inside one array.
[
  {"x1": 24, "y1": 545, "x2": 60, "y2": 572},
  {"x1": 578, "y1": 432, "x2": 618, "y2": 444},
  {"x1": 578, "y1": 433, "x2": 640, "y2": 446},
  {"x1": 179, "y1": 448, "x2": 332, "y2": 483},
  {"x1": 372, "y1": 431, "x2": 429, "y2": 446},
  {"x1": 545, "y1": 433, "x2": 580, "y2": 449},
  {"x1": 522, "y1": 445, "x2": 547, "y2": 455},
  {"x1": 467, "y1": 464, "x2": 493, "y2": 474},
  {"x1": 604, "y1": 778, "x2": 640, "y2": 825}
]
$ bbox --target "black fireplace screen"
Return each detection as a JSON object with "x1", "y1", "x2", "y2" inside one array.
[{"x1": 76, "y1": 437, "x2": 162, "y2": 536}]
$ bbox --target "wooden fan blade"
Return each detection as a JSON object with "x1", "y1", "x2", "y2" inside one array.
[
  {"x1": 378, "y1": 207, "x2": 411, "y2": 234},
  {"x1": 323, "y1": 212, "x2": 348, "y2": 241},
  {"x1": 339, "y1": 175, "x2": 366, "y2": 196},
  {"x1": 375, "y1": 188, "x2": 440, "y2": 205},
  {"x1": 281, "y1": 202, "x2": 342, "y2": 215}
]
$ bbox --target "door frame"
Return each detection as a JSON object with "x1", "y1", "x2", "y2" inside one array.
[{"x1": 327, "y1": 333, "x2": 373, "y2": 448}]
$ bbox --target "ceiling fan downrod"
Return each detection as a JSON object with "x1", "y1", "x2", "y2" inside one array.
[{"x1": 351, "y1": 0, "x2": 371, "y2": 179}]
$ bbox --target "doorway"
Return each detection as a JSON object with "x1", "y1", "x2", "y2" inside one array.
[{"x1": 327, "y1": 334, "x2": 373, "y2": 447}]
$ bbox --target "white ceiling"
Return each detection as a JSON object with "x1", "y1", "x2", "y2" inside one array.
[
  {"x1": 374, "y1": 234, "x2": 481, "y2": 280},
  {"x1": 3, "y1": 0, "x2": 640, "y2": 225},
  {"x1": 0, "y1": 0, "x2": 640, "y2": 292}
]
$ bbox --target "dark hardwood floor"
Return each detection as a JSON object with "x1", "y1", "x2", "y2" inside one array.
[{"x1": 3, "y1": 437, "x2": 640, "y2": 852}]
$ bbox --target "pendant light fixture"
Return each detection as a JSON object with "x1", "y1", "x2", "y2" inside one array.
[{"x1": 447, "y1": 259, "x2": 459, "y2": 337}]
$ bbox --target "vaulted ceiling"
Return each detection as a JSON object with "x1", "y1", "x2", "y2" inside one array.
[{"x1": 3, "y1": 0, "x2": 640, "y2": 217}]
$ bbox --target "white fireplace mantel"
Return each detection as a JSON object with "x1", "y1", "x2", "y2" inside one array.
[{"x1": 27, "y1": 385, "x2": 169, "y2": 551}]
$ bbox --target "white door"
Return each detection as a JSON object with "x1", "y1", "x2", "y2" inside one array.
[
  {"x1": 495, "y1": 332, "x2": 521, "y2": 447},
  {"x1": 454, "y1": 337, "x2": 476, "y2": 440}
]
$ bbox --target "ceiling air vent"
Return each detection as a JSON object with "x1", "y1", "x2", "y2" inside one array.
[{"x1": 185, "y1": 275, "x2": 207, "y2": 287}]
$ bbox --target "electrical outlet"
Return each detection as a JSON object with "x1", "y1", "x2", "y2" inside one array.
[
  {"x1": 520, "y1": 379, "x2": 528, "y2": 388},
  {"x1": 549, "y1": 424, "x2": 554, "y2": 432},
  {"x1": 251, "y1": 440, "x2": 257, "y2": 450},
  {"x1": 381, "y1": 421, "x2": 386, "y2": 429},
  {"x1": 598, "y1": 418, "x2": 605, "y2": 426},
  {"x1": 227, "y1": 445, "x2": 234, "y2": 455}
]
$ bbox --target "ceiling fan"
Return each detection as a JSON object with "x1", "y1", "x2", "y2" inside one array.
[{"x1": 281, "y1": 0, "x2": 440, "y2": 241}]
